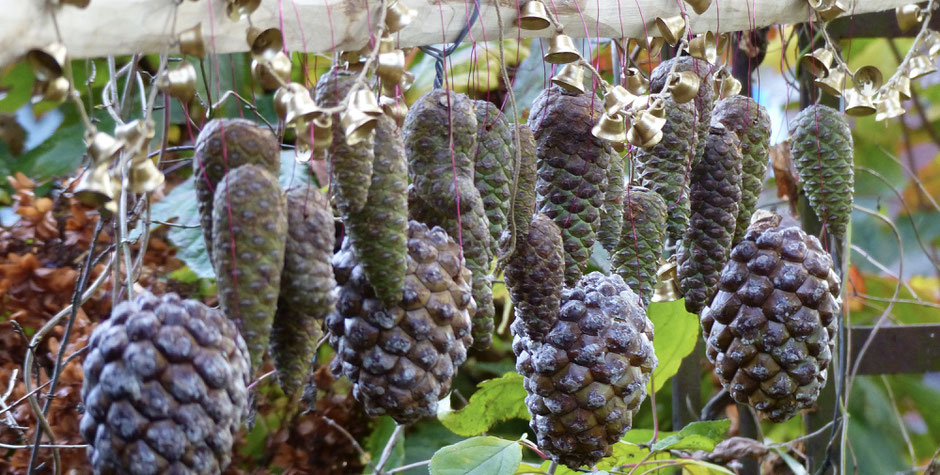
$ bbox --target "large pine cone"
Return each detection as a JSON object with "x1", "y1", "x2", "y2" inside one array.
[
  {"x1": 193, "y1": 119, "x2": 280, "y2": 262},
  {"x1": 81, "y1": 291, "x2": 251, "y2": 474},
  {"x1": 502, "y1": 213, "x2": 565, "y2": 341},
  {"x1": 789, "y1": 104, "x2": 854, "y2": 242},
  {"x1": 712, "y1": 96, "x2": 772, "y2": 245},
  {"x1": 516, "y1": 273, "x2": 656, "y2": 469},
  {"x1": 702, "y1": 214, "x2": 840, "y2": 422},
  {"x1": 326, "y1": 221, "x2": 475, "y2": 424},
  {"x1": 650, "y1": 56, "x2": 715, "y2": 169},
  {"x1": 528, "y1": 86, "x2": 611, "y2": 285},
  {"x1": 611, "y1": 186, "x2": 668, "y2": 307},
  {"x1": 473, "y1": 100, "x2": 515, "y2": 255},
  {"x1": 506, "y1": 124, "x2": 539, "y2": 243},
  {"x1": 598, "y1": 151, "x2": 626, "y2": 253}
]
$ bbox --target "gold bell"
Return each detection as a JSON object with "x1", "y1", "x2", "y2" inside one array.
[
  {"x1": 55, "y1": 0, "x2": 91, "y2": 8},
  {"x1": 284, "y1": 87, "x2": 320, "y2": 127},
  {"x1": 666, "y1": 71, "x2": 700, "y2": 103},
  {"x1": 895, "y1": 75, "x2": 911, "y2": 100},
  {"x1": 518, "y1": 1, "x2": 552, "y2": 31},
  {"x1": 924, "y1": 30, "x2": 940, "y2": 59},
  {"x1": 252, "y1": 51, "x2": 292, "y2": 91},
  {"x1": 550, "y1": 63, "x2": 585, "y2": 94},
  {"x1": 853, "y1": 65, "x2": 882, "y2": 96},
  {"x1": 380, "y1": 95, "x2": 409, "y2": 127},
  {"x1": 27, "y1": 43, "x2": 67, "y2": 81},
  {"x1": 115, "y1": 119, "x2": 155, "y2": 150},
  {"x1": 592, "y1": 113, "x2": 627, "y2": 143},
  {"x1": 844, "y1": 88, "x2": 875, "y2": 116},
  {"x1": 801, "y1": 48, "x2": 834, "y2": 78},
  {"x1": 273, "y1": 84, "x2": 302, "y2": 122},
  {"x1": 684, "y1": 0, "x2": 712, "y2": 15},
  {"x1": 655, "y1": 15, "x2": 687, "y2": 47},
  {"x1": 248, "y1": 28, "x2": 284, "y2": 62},
  {"x1": 603, "y1": 85, "x2": 636, "y2": 116},
  {"x1": 178, "y1": 23, "x2": 206, "y2": 59},
  {"x1": 341, "y1": 106, "x2": 378, "y2": 146},
  {"x1": 718, "y1": 75, "x2": 742, "y2": 99},
  {"x1": 376, "y1": 49, "x2": 407, "y2": 85},
  {"x1": 86, "y1": 131, "x2": 124, "y2": 165},
  {"x1": 651, "y1": 259, "x2": 680, "y2": 303},
  {"x1": 31, "y1": 77, "x2": 70, "y2": 104},
  {"x1": 907, "y1": 54, "x2": 937, "y2": 79},
  {"x1": 817, "y1": 0, "x2": 846, "y2": 21},
  {"x1": 875, "y1": 89, "x2": 904, "y2": 121},
  {"x1": 311, "y1": 115, "x2": 333, "y2": 152},
  {"x1": 896, "y1": 5, "x2": 923, "y2": 32},
  {"x1": 687, "y1": 32, "x2": 716, "y2": 64},
  {"x1": 543, "y1": 33, "x2": 581, "y2": 64},
  {"x1": 624, "y1": 67, "x2": 649, "y2": 95},
  {"x1": 156, "y1": 62, "x2": 198, "y2": 103},
  {"x1": 627, "y1": 108, "x2": 666, "y2": 148},
  {"x1": 349, "y1": 88, "x2": 384, "y2": 117},
  {"x1": 74, "y1": 163, "x2": 114, "y2": 207},
  {"x1": 385, "y1": 0, "x2": 418, "y2": 34},
  {"x1": 226, "y1": 0, "x2": 261, "y2": 21},
  {"x1": 128, "y1": 155, "x2": 165, "y2": 194},
  {"x1": 631, "y1": 37, "x2": 665, "y2": 58},
  {"x1": 815, "y1": 67, "x2": 846, "y2": 96}
]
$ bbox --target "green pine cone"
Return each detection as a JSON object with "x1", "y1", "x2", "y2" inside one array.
[
  {"x1": 271, "y1": 185, "x2": 335, "y2": 396},
  {"x1": 713, "y1": 96, "x2": 772, "y2": 245},
  {"x1": 633, "y1": 96, "x2": 696, "y2": 244},
  {"x1": 598, "y1": 151, "x2": 625, "y2": 253},
  {"x1": 502, "y1": 213, "x2": 565, "y2": 341},
  {"x1": 345, "y1": 114, "x2": 410, "y2": 306},
  {"x1": 506, "y1": 124, "x2": 539, "y2": 246},
  {"x1": 677, "y1": 124, "x2": 742, "y2": 314},
  {"x1": 611, "y1": 186, "x2": 667, "y2": 307},
  {"x1": 212, "y1": 165, "x2": 288, "y2": 372},
  {"x1": 789, "y1": 104, "x2": 854, "y2": 242},
  {"x1": 527, "y1": 86, "x2": 611, "y2": 285},
  {"x1": 315, "y1": 68, "x2": 374, "y2": 216},
  {"x1": 650, "y1": 56, "x2": 715, "y2": 169},
  {"x1": 473, "y1": 100, "x2": 514, "y2": 256},
  {"x1": 194, "y1": 118, "x2": 280, "y2": 263}
]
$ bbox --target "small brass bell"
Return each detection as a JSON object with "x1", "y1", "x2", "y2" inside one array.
[
  {"x1": 687, "y1": 32, "x2": 716, "y2": 64},
  {"x1": 875, "y1": 89, "x2": 904, "y2": 121},
  {"x1": 518, "y1": 1, "x2": 552, "y2": 31},
  {"x1": 386, "y1": 0, "x2": 418, "y2": 33},
  {"x1": 55, "y1": 0, "x2": 91, "y2": 8},
  {"x1": 808, "y1": 0, "x2": 835, "y2": 9},
  {"x1": 273, "y1": 84, "x2": 303, "y2": 122},
  {"x1": 815, "y1": 67, "x2": 846, "y2": 96},
  {"x1": 156, "y1": 62, "x2": 198, "y2": 103},
  {"x1": 226, "y1": 0, "x2": 261, "y2": 21},
  {"x1": 380, "y1": 95, "x2": 408, "y2": 127},
  {"x1": 603, "y1": 85, "x2": 636, "y2": 116},
  {"x1": 667, "y1": 71, "x2": 700, "y2": 103},
  {"x1": 718, "y1": 75, "x2": 742, "y2": 99},
  {"x1": 74, "y1": 163, "x2": 114, "y2": 207},
  {"x1": 86, "y1": 131, "x2": 124, "y2": 165},
  {"x1": 248, "y1": 28, "x2": 284, "y2": 62},
  {"x1": 627, "y1": 107, "x2": 666, "y2": 148},
  {"x1": 376, "y1": 49, "x2": 407, "y2": 85},
  {"x1": 844, "y1": 88, "x2": 875, "y2": 116},
  {"x1": 252, "y1": 51, "x2": 292, "y2": 91},
  {"x1": 896, "y1": 5, "x2": 923, "y2": 32},
  {"x1": 349, "y1": 88, "x2": 384, "y2": 117},
  {"x1": 31, "y1": 77, "x2": 70, "y2": 104},
  {"x1": 631, "y1": 37, "x2": 665, "y2": 58},
  {"x1": 103, "y1": 170, "x2": 122, "y2": 215},
  {"x1": 853, "y1": 65, "x2": 883, "y2": 95},
  {"x1": 341, "y1": 106, "x2": 378, "y2": 146},
  {"x1": 178, "y1": 23, "x2": 206, "y2": 59},
  {"x1": 115, "y1": 119, "x2": 155, "y2": 150},
  {"x1": 651, "y1": 259, "x2": 680, "y2": 303},
  {"x1": 543, "y1": 33, "x2": 581, "y2": 64},
  {"x1": 907, "y1": 54, "x2": 937, "y2": 79},
  {"x1": 817, "y1": 0, "x2": 846, "y2": 21},
  {"x1": 655, "y1": 15, "x2": 687, "y2": 47},
  {"x1": 895, "y1": 75, "x2": 912, "y2": 100},
  {"x1": 550, "y1": 63, "x2": 585, "y2": 94},
  {"x1": 624, "y1": 67, "x2": 649, "y2": 95},
  {"x1": 26, "y1": 43, "x2": 67, "y2": 81},
  {"x1": 311, "y1": 115, "x2": 333, "y2": 152},
  {"x1": 284, "y1": 87, "x2": 320, "y2": 127},
  {"x1": 801, "y1": 48, "x2": 834, "y2": 78},
  {"x1": 684, "y1": 0, "x2": 712, "y2": 15},
  {"x1": 592, "y1": 113, "x2": 627, "y2": 143},
  {"x1": 127, "y1": 154, "x2": 165, "y2": 194},
  {"x1": 924, "y1": 30, "x2": 940, "y2": 59}
]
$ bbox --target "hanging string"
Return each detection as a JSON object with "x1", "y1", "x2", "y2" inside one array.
[{"x1": 420, "y1": 0, "x2": 481, "y2": 89}]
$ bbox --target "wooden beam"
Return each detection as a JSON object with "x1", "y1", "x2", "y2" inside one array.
[{"x1": 0, "y1": 0, "x2": 915, "y2": 68}]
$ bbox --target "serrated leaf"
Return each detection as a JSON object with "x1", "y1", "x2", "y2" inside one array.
[
  {"x1": 651, "y1": 420, "x2": 731, "y2": 452},
  {"x1": 438, "y1": 372, "x2": 529, "y2": 437},
  {"x1": 429, "y1": 436, "x2": 521, "y2": 475},
  {"x1": 647, "y1": 299, "x2": 700, "y2": 393}
]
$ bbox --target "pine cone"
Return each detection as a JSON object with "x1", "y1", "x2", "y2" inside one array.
[
  {"x1": 502, "y1": 213, "x2": 565, "y2": 341},
  {"x1": 212, "y1": 165, "x2": 287, "y2": 371},
  {"x1": 315, "y1": 68, "x2": 374, "y2": 216},
  {"x1": 271, "y1": 185, "x2": 335, "y2": 396},
  {"x1": 326, "y1": 221, "x2": 474, "y2": 424},
  {"x1": 518, "y1": 273, "x2": 656, "y2": 469},
  {"x1": 528, "y1": 86, "x2": 611, "y2": 285},
  {"x1": 81, "y1": 291, "x2": 250, "y2": 474},
  {"x1": 473, "y1": 100, "x2": 514, "y2": 255},
  {"x1": 789, "y1": 105, "x2": 854, "y2": 242},
  {"x1": 702, "y1": 215, "x2": 840, "y2": 422},
  {"x1": 506, "y1": 124, "x2": 539, "y2": 244},
  {"x1": 678, "y1": 124, "x2": 743, "y2": 314},
  {"x1": 650, "y1": 56, "x2": 715, "y2": 168},
  {"x1": 193, "y1": 119, "x2": 280, "y2": 262},
  {"x1": 611, "y1": 186, "x2": 667, "y2": 307},
  {"x1": 598, "y1": 151, "x2": 625, "y2": 253}
]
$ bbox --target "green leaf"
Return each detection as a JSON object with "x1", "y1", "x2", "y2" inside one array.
[
  {"x1": 365, "y1": 416, "x2": 405, "y2": 474},
  {"x1": 647, "y1": 299, "x2": 700, "y2": 393},
  {"x1": 148, "y1": 176, "x2": 215, "y2": 278},
  {"x1": 437, "y1": 372, "x2": 530, "y2": 437},
  {"x1": 651, "y1": 420, "x2": 730, "y2": 452},
  {"x1": 429, "y1": 436, "x2": 522, "y2": 475}
]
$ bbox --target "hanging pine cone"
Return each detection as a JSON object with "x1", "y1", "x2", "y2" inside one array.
[
  {"x1": 473, "y1": 100, "x2": 515, "y2": 256},
  {"x1": 502, "y1": 213, "x2": 565, "y2": 342},
  {"x1": 326, "y1": 221, "x2": 474, "y2": 424},
  {"x1": 598, "y1": 151, "x2": 625, "y2": 253},
  {"x1": 650, "y1": 56, "x2": 715, "y2": 168},
  {"x1": 677, "y1": 124, "x2": 743, "y2": 314},
  {"x1": 611, "y1": 186, "x2": 668, "y2": 307},
  {"x1": 81, "y1": 291, "x2": 251, "y2": 474},
  {"x1": 528, "y1": 86, "x2": 611, "y2": 285},
  {"x1": 788, "y1": 104, "x2": 854, "y2": 243},
  {"x1": 712, "y1": 96, "x2": 772, "y2": 245},
  {"x1": 506, "y1": 124, "x2": 539, "y2": 245},
  {"x1": 702, "y1": 213, "x2": 840, "y2": 422}
]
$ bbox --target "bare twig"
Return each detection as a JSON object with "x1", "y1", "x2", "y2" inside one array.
[
  {"x1": 322, "y1": 416, "x2": 372, "y2": 470},
  {"x1": 374, "y1": 424, "x2": 405, "y2": 474},
  {"x1": 386, "y1": 459, "x2": 431, "y2": 474}
]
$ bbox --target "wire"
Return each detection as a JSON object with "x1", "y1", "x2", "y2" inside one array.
[{"x1": 419, "y1": 0, "x2": 481, "y2": 88}]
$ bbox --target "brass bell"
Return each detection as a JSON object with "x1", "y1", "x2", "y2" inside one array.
[
  {"x1": 26, "y1": 43, "x2": 67, "y2": 81},
  {"x1": 115, "y1": 119, "x2": 155, "y2": 150},
  {"x1": 627, "y1": 108, "x2": 666, "y2": 148},
  {"x1": 603, "y1": 85, "x2": 636, "y2": 116},
  {"x1": 55, "y1": 0, "x2": 91, "y2": 8},
  {"x1": 801, "y1": 48, "x2": 834, "y2": 78},
  {"x1": 386, "y1": 0, "x2": 418, "y2": 34},
  {"x1": 924, "y1": 30, "x2": 940, "y2": 59},
  {"x1": 31, "y1": 77, "x2": 70, "y2": 104},
  {"x1": 624, "y1": 67, "x2": 649, "y2": 95},
  {"x1": 817, "y1": 0, "x2": 846, "y2": 21},
  {"x1": 376, "y1": 49, "x2": 407, "y2": 85},
  {"x1": 518, "y1": 1, "x2": 552, "y2": 31},
  {"x1": 550, "y1": 63, "x2": 585, "y2": 94},
  {"x1": 178, "y1": 23, "x2": 206, "y2": 59},
  {"x1": 226, "y1": 0, "x2": 261, "y2": 21},
  {"x1": 341, "y1": 106, "x2": 378, "y2": 146},
  {"x1": 543, "y1": 33, "x2": 581, "y2": 64},
  {"x1": 853, "y1": 65, "x2": 882, "y2": 96},
  {"x1": 907, "y1": 54, "x2": 937, "y2": 79},
  {"x1": 875, "y1": 89, "x2": 904, "y2": 121},
  {"x1": 284, "y1": 87, "x2": 320, "y2": 127},
  {"x1": 74, "y1": 163, "x2": 114, "y2": 207},
  {"x1": 85, "y1": 131, "x2": 124, "y2": 165},
  {"x1": 666, "y1": 71, "x2": 700, "y2": 103},
  {"x1": 844, "y1": 88, "x2": 875, "y2": 116},
  {"x1": 311, "y1": 115, "x2": 333, "y2": 152},
  {"x1": 380, "y1": 95, "x2": 408, "y2": 127},
  {"x1": 684, "y1": 0, "x2": 712, "y2": 15},
  {"x1": 655, "y1": 15, "x2": 687, "y2": 47},
  {"x1": 252, "y1": 51, "x2": 292, "y2": 91},
  {"x1": 896, "y1": 5, "x2": 923, "y2": 32},
  {"x1": 651, "y1": 259, "x2": 680, "y2": 303},
  {"x1": 273, "y1": 84, "x2": 301, "y2": 122},
  {"x1": 592, "y1": 113, "x2": 627, "y2": 143},
  {"x1": 127, "y1": 154, "x2": 165, "y2": 194},
  {"x1": 687, "y1": 31, "x2": 716, "y2": 64},
  {"x1": 631, "y1": 37, "x2": 665, "y2": 58},
  {"x1": 895, "y1": 75, "x2": 911, "y2": 100},
  {"x1": 808, "y1": 0, "x2": 835, "y2": 9},
  {"x1": 349, "y1": 88, "x2": 384, "y2": 117},
  {"x1": 156, "y1": 62, "x2": 198, "y2": 103},
  {"x1": 718, "y1": 74, "x2": 742, "y2": 99},
  {"x1": 815, "y1": 67, "x2": 846, "y2": 96},
  {"x1": 248, "y1": 28, "x2": 284, "y2": 62}
]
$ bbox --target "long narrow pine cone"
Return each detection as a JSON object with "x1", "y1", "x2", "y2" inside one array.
[
  {"x1": 713, "y1": 96, "x2": 772, "y2": 245},
  {"x1": 404, "y1": 89, "x2": 494, "y2": 349},
  {"x1": 212, "y1": 164, "x2": 288, "y2": 371},
  {"x1": 502, "y1": 213, "x2": 565, "y2": 342},
  {"x1": 345, "y1": 114, "x2": 410, "y2": 306},
  {"x1": 326, "y1": 221, "x2": 475, "y2": 424},
  {"x1": 598, "y1": 151, "x2": 625, "y2": 253},
  {"x1": 633, "y1": 96, "x2": 696, "y2": 244},
  {"x1": 528, "y1": 86, "x2": 611, "y2": 285},
  {"x1": 678, "y1": 124, "x2": 743, "y2": 314},
  {"x1": 650, "y1": 56, "x2": 715, "y2": 168},
  {"x1": 315, "y1": 68, "x2": 374, "y2": 216},
  {"x1": 193, "y1": 118, "x2": 280, "y2": 263},
  {"x1": 788, "y1": 104, "x2": 854, "y2": 243},
  {"x1": 473, "y1": 99, "x2": 515, "y2": 256},
  {"x1": 506, "y1": 124, "x2": 539, "y2": 245},
  {"x1": 611, "y1": 186, "x2": 668, "y2": 307},
  {"x1": 271, "y1": 185, "x2": 336, "y2": 397}
]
